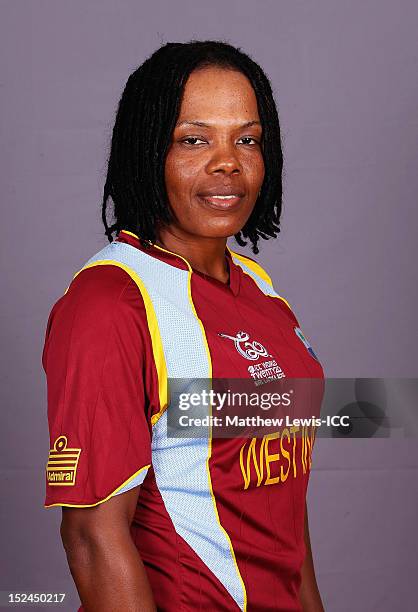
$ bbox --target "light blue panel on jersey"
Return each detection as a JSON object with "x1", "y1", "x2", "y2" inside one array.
[
  {"x1": 84, "y1": 241, "x2": 209, "y2": 379},
  {"x1": 152, "y1": 410, "x2": 245, "y2": 610},
  {"x1": 80, "y1": 241, "x2": 246, "y2": 611},
  {"x1": 112, "y1": 468, "x2": 149, "y2": 495},
  {"x1": 230, "y1": 254, "x2": 281, "y2": 298}
]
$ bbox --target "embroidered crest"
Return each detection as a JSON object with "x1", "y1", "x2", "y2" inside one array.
[{"x1": 46, "y1": 435, "x2": 81, "y2": 486}]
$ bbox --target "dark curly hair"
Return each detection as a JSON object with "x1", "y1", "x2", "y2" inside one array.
[{"x1": 102, "y1": 40, "x2": 283, "y2": 254}]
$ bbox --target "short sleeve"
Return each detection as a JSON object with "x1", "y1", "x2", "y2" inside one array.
[{"x1": 43, "y1": 265, "x2": 156, "y2": 508}]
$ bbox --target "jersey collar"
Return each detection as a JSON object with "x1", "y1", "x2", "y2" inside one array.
[{"x1": 117, "y1": 229, "x2": 241, "y2": 297}]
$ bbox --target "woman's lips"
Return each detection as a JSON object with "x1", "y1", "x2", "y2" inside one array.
[{"x1": 197, "y1": 194, "x2": 244, "y2": 210}]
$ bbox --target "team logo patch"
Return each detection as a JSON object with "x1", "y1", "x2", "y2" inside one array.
[
  {"x1": 294, "y1": 327, "x2": 319, "y2": 361},
  {"x1": 46, "y1": 435, "x2": 81, "y2": 486}
]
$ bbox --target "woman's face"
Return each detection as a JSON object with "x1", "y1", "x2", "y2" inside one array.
[{"x1": 164, "y1": 66, "x2": 265, "y2": 240}]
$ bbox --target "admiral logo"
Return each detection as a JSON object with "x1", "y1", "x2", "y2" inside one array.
[{"x1": 46, "y1": 435, "x2": 81, "y2": 486}]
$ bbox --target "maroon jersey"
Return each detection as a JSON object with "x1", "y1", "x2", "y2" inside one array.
[{"x1": 43, "y1": 230, "x2": 324, "y2": 611}]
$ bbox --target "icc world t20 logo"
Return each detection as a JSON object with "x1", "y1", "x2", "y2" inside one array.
[
  {"x1": 218, "y1": 330, "x2": 285, "y2": 384},
  {"x1": 218, "y1": 331, "x2": 271, "y2": 360}
]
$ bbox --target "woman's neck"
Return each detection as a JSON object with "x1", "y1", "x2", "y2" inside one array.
[{"x1": 155, "y1": 226, "x2": 229, "y2": 284}]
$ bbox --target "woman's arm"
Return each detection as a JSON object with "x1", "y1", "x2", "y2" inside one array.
[
  {"x1": 60, "y1": 486, "x2": 156, "y2": 612},
  {"x1": 299, "y1": 501, "x2": 324, "y2": 612}
]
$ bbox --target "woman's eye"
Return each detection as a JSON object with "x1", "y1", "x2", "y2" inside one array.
[
  {"x1": 181, "y1": 137, "x2": 206, "y2": 145},
  {"x1": 238, "y1": 137, "x2": 259, "y2": 145}
]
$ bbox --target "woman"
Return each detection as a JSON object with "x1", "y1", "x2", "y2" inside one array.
[{"x1": 43, "y1": 41, "x2": 324, "y2": 611}]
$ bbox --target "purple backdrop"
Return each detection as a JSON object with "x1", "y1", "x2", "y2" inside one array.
[{"x1": 1, "y1": 1, "x2": 417, "y2": 610}]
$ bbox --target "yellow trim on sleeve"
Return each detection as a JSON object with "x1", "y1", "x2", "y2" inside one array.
[
  {"x1": 69, "y1": 260, "x2": 169, "y2": 426},
  {"x1": 44, "y1": 463, "x2": 151, "y2": 508}
]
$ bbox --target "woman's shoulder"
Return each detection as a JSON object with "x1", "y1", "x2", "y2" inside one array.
[
  {"x1": 59, "y1": 262, "x2": 145, "y2": 316},
  {"x1": 42, "y1": 263, "x2": 149, "y2": 372},
  {"x1": 45, "y1": 264, "x2": 146, "y2": 344}
]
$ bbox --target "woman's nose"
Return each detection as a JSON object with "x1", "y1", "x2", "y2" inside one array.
[{"x1": 205, "y1": 144, "x2": 242, "y2": 175}]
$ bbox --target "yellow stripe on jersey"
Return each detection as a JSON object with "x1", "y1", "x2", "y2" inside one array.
[
  {"x1": 70, "y1": 260, "x2": 169, "y2": 426},
  {"x1": 226, "y1": 246, "x2": 293, "y2": 312},
  {"x1": 120, "y1": 229, "x2": 140, "y2": 240},
  {"x1": 226, "y1": 247, "x2": 273, "y2": 286}
]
